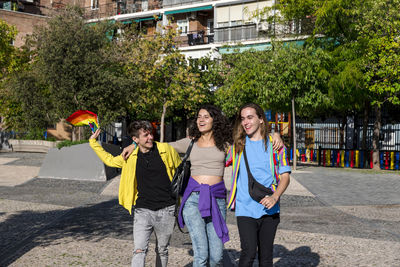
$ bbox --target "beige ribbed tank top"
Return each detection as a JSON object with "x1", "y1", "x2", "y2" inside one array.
[{"x1": 169, "y1": 138, "x2": 226, "y2": 177}]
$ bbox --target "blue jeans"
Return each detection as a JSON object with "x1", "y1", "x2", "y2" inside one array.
[
  {"x1": 131, "y1": 205, "x2": 175, "y2": 267},
  {"x1": 182, "y1": 192, "x2": 226, "y2": 267}
]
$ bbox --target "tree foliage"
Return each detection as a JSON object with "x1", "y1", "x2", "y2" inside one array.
[
  {"x1": 31, "y1": 6, "x2": 128, "y2": 126},
  {"x1": 276, "y1": 0, "x2": 400, "y2": 168},
  {"x1": 0, "y1": 19, "x2": 17, "y2": 78},
  {"x1": 215, "y1": 44, "x2": 330, "y2": 118},
  {"x1": 119, "y1": 26, "x2": 210, "y2": 141}
]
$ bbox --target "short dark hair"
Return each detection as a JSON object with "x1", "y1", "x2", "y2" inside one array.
[{"x1": 128, "y1": 120, "x2": 153, "y2": 138}]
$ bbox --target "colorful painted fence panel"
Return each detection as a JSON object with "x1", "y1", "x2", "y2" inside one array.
[{"x1": 290, "y1": 148, "x2": 400, "y2": 170}]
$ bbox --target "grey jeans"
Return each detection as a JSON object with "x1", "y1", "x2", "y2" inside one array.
[{"x1": 131, "y1": 205, "x2": 175, "y2": 267}]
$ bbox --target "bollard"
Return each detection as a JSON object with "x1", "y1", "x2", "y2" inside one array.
[
  {"x1": 355, "y1": 150, "x2": 359, "y2": 168},
  {"x1": 385, "y1": 151, "x2": 389, "y2": 170},
  {"x1": 350, "y1": 150, "x2": 354, "y2": 168},
  {"x1": 380, "y1": 152, "x2": 384, "y2": 169},
  {"x1": 396, "y1": 152, "x2": 400, "y2": 170},
  {"x1": 345, "y1": 150, "x2": 350, "y2": 167},
  {"x1": 370, "y1": 150, "x2": 374, "y2": 169},
  {"x1": 332, "y1": 150, "x2": 336, "y2": 167},
  {"x1": 323, "y1": 150, "x2": 326, "y2": 167},
  {"x1": 360, "y1": 151, "x2": 364, "y2": 169},
  {"x1": 390, "y1": 151, "x2": 395, "y2": 170},
  {"x1": 326, "y1": 149, "x2": 330, "y2": 166},
  {"x1": 341, "y1": 150, "x2": 345, "y2": 168},
  {"x1": 337, "y1": 150, "x2": 340, "y2": 167}
]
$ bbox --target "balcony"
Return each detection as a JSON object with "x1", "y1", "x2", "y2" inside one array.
[
  {"x1": 214, "y1": 24, "x2": 258, "y2": 43},
  {"x1": 214, "y1": 18, "x2": 314, "y2": 43},
  {"x1": 174, "y1": 30, "x2": 214, "y2": 47}
]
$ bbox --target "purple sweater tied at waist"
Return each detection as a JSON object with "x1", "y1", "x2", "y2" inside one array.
[{"x1": 178, "y1": 177, "x2": 229, "y2": 244}]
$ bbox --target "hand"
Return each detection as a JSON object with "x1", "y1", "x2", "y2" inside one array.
[
  {"x1": 272, "y1": 132, "x2": 284, "y2": 151},
  {"x1": 90, "y1": 129, "x2": 101, "y2": 140},
  {"x1": 122, "y1": 144, "x2": 135, "y2": 160},
  {"x1": 259, "y1": 195, "x2": 278, "y2": 209}
]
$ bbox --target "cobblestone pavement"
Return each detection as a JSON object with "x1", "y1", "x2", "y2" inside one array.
[{"x1": 0, "y1": 152, "x2": 399, "y2": 266}]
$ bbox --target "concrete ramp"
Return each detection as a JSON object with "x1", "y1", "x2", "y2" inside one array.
[{"x1": 38, "y1": 142, "x2": 120, "y2": 181}]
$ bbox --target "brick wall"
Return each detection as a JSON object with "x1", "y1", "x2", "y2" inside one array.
[{"x1": 1, "y1": 10, "x2": 48, "y2": 47}]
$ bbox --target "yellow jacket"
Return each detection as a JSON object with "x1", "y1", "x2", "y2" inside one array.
[{"x1": 89, "y1": 139, "x2": 182, "y2": 214}]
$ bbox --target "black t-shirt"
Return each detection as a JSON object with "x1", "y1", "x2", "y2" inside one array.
[{"x1": 135, "y1": 145, "x2": 175, "y2": 210}]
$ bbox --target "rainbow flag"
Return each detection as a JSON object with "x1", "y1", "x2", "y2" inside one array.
[{"x1": 66, "y1": 110, "x2": 99, "y2": 132}]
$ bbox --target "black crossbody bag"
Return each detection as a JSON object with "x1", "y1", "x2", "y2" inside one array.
[
  {"x1": 170, "y1": 139, "x2": 194, "y2": 233},
  {"x1": 243, "y1": 146, "x2": 274, "y2": 202},
  {"x1": 170, "y1": 139, "x2": 194, "y2": 198}
]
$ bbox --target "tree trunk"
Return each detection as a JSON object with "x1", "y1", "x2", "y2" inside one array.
[
  {"x1": 362, "y1": 102, "x2": 369, "y2": 167},
  {"x1": 339, "y1": 115, "x2": 346, "y2": 149},
  {"x1": 372, "y1": 105, "x2": 381, "y2": 170},
  {"x1": 160, "y1": 102, "x2": 167, "y2": 142},
  {"x1": 291, "y1": 97, "x2": 297, "y2": 171},
  {"x1": 78, "y1": 126, "x2": 82, "y2": 141},
  {"x1": 72, "y1": 126, "x2": 76, "y2": 141}
]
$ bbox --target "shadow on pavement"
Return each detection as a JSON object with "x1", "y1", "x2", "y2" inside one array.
[
  {"x1": 222, "y1": 245, "x2": 320, "y2": 267},
  {"x1": 274, "y1": 244, "x2": 320, "y2": 266},
  {"x1": 0, "y1": 199, "x2": 132, "y2": 266}
]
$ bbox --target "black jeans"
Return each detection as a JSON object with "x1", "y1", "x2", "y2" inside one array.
[{"x1": 237, "y1": 213, "x2": 280, "y2": 267}]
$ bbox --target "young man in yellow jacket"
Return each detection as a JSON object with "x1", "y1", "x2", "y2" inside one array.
[{"x1": 89, "y1": 120, "x2": 181, "y2": 267}]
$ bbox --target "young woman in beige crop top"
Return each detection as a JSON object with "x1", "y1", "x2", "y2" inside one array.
[{"x1": 122, "y1": 105, "x2": 283, "y2": 267}]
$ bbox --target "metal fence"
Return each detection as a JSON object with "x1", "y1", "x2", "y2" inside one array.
[
  {"x1": 0, "y1": 131, "x2": 16, "y2": 151},
  {"x1": 295, "y1": 118, "x2": 400, "y2": 151}
]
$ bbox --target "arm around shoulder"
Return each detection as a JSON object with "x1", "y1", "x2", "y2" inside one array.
[{"x1": 167, "y1": 143, "x2": 182, "y2": 168}]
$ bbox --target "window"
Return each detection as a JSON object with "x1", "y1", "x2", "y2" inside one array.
[
  {"x1": 142, "y1": 0, "x2": 148, "y2": 11},
  {"x1": 177, "y1": 19, "x2": 188, "y2": 36},
  {"x1": 91, "y1": 0, "x2": 99, "y2": 10},
  {"x1": 207, "y1": 19, "x2": 214, "y2": 35}
]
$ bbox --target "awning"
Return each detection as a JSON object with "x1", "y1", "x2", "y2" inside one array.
[
  {"x1": 133, "y1": 15, "x2": 162, "y2": 22},
  {"x1": 164, "y1": 5, "x2": 212, "y2": 15},
  {"x1": 121, "y1": 20, "x2": 132, "y2": 24}
]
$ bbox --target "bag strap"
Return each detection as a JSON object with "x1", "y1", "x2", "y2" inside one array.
[
  {"x1": 174, "y1": 139, "x2": 194, "y2": 234},
  {"x1": 182, "y1": 139, "x2": 195, "y2": 162},
  {"x1": 268, "y1": 135, "x2": 279, "y2": 186},
  {"x1": 243, "y1": 146, "x2": 257, "y2": 189}
]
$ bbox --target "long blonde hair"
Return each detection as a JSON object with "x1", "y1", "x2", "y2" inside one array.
[{"x1": 233, "y1": 103, "x2": 269, "y2": 153}]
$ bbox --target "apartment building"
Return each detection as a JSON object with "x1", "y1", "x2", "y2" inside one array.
[
  {"x1": 108, "y1": 0, "x2": 313, "y2": 58},
  {"x1": 2, "y1": 0, "x2": 311, "y2": 56}
]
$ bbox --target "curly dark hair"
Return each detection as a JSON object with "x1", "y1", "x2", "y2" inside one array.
[{"x1": 188, "y1": 104, "x2": 232, "y2": 152}]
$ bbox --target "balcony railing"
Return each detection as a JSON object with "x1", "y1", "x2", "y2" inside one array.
[
  {"x1": 174, "y1": 30, "x2": 214, "y2": 47},
  {"x1": 214, "y1": 24, "x2": 258, "y2": 43},
  {"x1": 214, "y1": 19, "x2": 314, "y2": 43}
]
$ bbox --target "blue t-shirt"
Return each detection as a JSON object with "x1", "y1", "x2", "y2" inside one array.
[{"x1": 236, "y1": 136, "x2": 291, "y2": 218}]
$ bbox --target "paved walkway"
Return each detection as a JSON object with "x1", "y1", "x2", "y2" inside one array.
[{"x1": 0, "y1": 152, "x2": 399, "y2": 266}]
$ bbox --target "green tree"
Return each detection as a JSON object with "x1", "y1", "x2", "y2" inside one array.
[
  {"x1": 277, "y1": 0, "x2": 400, "y2": 169},
  {"x1": 215, "y1": 49, "x2": 273, "y2": 117},
  {"x1": 0, "y1": 20, "x2": 33, "y2": 131},
  {"x1": 216, "y1": 44, "x2": 330, "y2": 169},
  {"x1": 31, "y1": 6, "x2": 127, "y2": 139},
  {"x1": 121, "y1": 27, "x2": 210, "y2": 141},
  {"x1": 359, "y1": 0, "x2": 400, "y2": 169},
  {"x1": 0, "y1": 19, "x2": 17, "y2": 79}
]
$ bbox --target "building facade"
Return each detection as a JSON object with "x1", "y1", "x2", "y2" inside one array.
[{"x1": 106, "y1": 0, "x2": 313, "y2": 58}]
